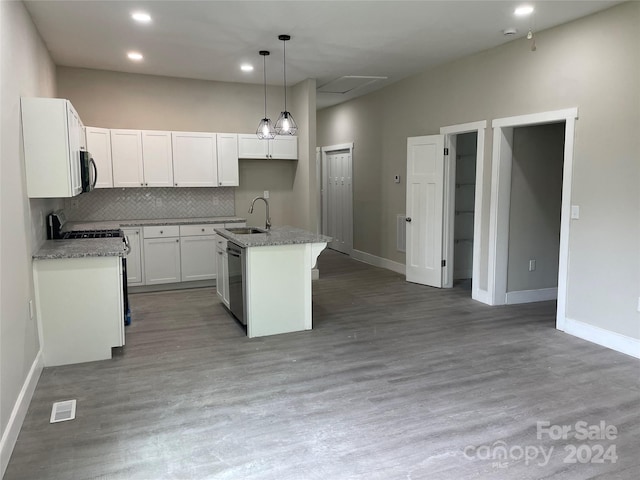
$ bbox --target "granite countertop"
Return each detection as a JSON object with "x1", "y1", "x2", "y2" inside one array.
[
  {"x1": 215, "y1": 225, "x2": 332, "y2": 248},
  {"x1": 64, "y1": 217, "x2": 246, "y2": 231},
  {"x1": 33, "y1": 238, "x2": 126, "y2": 260}
]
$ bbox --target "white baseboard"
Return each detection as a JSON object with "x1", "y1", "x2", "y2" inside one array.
[
  {"x1": 350, "y1": 249, "x2": 405, "y2": 275},
  {"x1": 1, "y1": 351, "x2": 43, "y2": 477},
  {"x1": 561, "y1": 317, "x2": 640, "y2": 359},
  {"x1": 505, "y1": 287, "x2": 557, "y2": 305}
]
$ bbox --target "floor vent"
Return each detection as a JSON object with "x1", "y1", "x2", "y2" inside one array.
[
  {"x1": 397, "y1": 214, "x2": 406, "y2": 252},
  {"x1": 50, "y1": 400, "x2": 76, "y2": 423}
]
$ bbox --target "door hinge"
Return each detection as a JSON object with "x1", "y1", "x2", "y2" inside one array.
[
  {"x1": 441, "y1": 259, "x2": 446, "y2": 267},
  {"x1": 444, "y1": 148, "x2": 449, "y2": 156}
]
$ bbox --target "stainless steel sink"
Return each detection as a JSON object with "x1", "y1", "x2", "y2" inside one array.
[{"x1": 226, "y1": 227, "x2": 266, "y2": 235}]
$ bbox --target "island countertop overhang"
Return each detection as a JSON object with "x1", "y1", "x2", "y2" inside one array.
[{"x1": 214, "y1": 225, "x2": 331, "y2": 248}]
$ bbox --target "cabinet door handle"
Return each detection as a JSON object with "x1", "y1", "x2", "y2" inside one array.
[
  {"x1": 406, "y1": 217, "x2": 412, "y2": 222},
  {"x1": 160, "y1": 230, "x2": 163, "y2": 234},
  {"x1": 176, "y1": 239, "x2": 179, "y2": 243},
  {"x1": 140, "y1": 183, "x2": 144, "y2": 186},
  {"x1": 202, "y1": 228, "x2": 205, "y2": 232},
  {"x1": 175, "y1": 183, "x2": 178, "y2": 186}
]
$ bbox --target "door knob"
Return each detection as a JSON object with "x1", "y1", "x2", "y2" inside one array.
[{"x1": 405, "y1": 217, "x2": 412, "y2": 222}]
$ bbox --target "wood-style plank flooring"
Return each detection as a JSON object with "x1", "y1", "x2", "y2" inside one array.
[{"x1": 5, "y1": 250, "x2": 640, "y2": 479}]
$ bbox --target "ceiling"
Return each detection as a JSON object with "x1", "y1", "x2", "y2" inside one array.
[{"x1": 24, "y1": 0, "x2": 621, "y2": 109}]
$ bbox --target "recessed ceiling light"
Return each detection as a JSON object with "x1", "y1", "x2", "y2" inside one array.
[
  {"x1": 241, "y1": 64, "x2": 254, "y2": 72},
  {"x1": 131, "y1": 11, "x2": 151, "y2": 23},
  {"x1": 127, "y1": 51, "x2": 144, "y2": 61},
  {"x1": 514, "y1": 5, "x2": 534, "y2": 16}
]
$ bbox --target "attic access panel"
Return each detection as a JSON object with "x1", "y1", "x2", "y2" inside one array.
[{"x1": 317, "y1": 76, "x2": 388, "y2": 94}]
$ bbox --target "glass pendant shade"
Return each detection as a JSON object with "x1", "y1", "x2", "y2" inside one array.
[
  {"x1": 257, "y1": 118, "x2": 276, "y2": 139},
  {"x1": 275, "y1": 34, "x2": 298, "y2": 136},
  {"x1": 256, "y1": 50, "x2": 276, "y2": 140},
  {"x1": 275, "y1": 111, "x2": 297, "y2": 135}
]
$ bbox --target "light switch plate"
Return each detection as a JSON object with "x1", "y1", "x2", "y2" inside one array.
[
  {"x1": 571, "y1": 205, "x2": 580, "y2": 219},
  {"x1": 529, "y1": 259, "x2": 536, "y2": 272},
  {"x1": 263, "y1": 190, "x2": 269, "y2": 199},
  {"x1": 394, "y1": 175, "x2": 401, "y2": 184}
]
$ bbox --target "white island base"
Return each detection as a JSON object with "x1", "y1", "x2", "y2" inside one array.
[{"x1": 245, "y1": 242, "x2": 327, "y2": 338}]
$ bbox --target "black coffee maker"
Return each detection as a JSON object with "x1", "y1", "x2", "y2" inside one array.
[{"x1": 46, "y1": 210, "x2": 67, "y2": 239}]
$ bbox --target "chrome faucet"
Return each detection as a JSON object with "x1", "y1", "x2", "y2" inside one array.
[{"x1": 249, "y1": 196, "x2": 271, "y2": 230}]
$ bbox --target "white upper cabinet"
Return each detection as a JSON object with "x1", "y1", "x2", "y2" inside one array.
[
  {"x1": 141, "y1": 131, "x2": 173, "y2": 187},
  {"x1": 217, "y1": 133, "x2": 239, "y2": 187},
  {"x1": 270, "y1": 136, "x2": 298, "y2": 160},
  {"x1": 237, "y1": 134, "x2": 269, "y2": 159},
  {"x1": 238, "y1": 134, "x2": 298, "y2": 160},
  {"x1": 21, "y1": 97, "x2": 83, "y2": 198},
  {"x1": 111, "y1": 129, "x2": 144, "y2": 187},
  {"x1": 171, "y1": 132, "x2": 218, "y2": 187},
  {"x1": 85, "y1": 127, "x2": 114, "y2": 188}
]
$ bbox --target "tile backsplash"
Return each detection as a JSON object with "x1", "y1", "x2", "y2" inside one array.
[{"x1": 64, "y1": 187, "x2": 235, "y2": 221}]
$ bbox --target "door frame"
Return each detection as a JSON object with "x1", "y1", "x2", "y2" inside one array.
[
  {"x1": 488, "y1": 108, "x2": 578, "y2": 332},
  {"x1": 440, "y1": 120, "x2": 487, "y2": 303},
  {"x1": 321, "y1": 143, "x2": 354, "y2": 254}
]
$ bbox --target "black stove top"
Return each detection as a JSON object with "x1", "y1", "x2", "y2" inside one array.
[{"x1": 62, "y1": 229, "x2": 124, "y2": 239}]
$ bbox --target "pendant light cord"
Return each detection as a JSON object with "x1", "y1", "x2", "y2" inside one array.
[
  {"x1": 282, "y1": 39, "x2": 287, "y2": 111},
  {"x1": 263, "y1": 54, "x2": 268, "y2": 117}
]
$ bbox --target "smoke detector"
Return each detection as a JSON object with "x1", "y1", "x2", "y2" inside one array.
[{"x1": 503, "y1": 28, "x2": 518, "y2": 36}]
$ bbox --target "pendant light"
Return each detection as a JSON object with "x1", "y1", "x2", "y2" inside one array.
[
  {"x1": 275, "y1": 34, "x2": 298, "y2": 136},
  {"x1": 256, "y1": 50, "x2": 276, "y2": 140}
]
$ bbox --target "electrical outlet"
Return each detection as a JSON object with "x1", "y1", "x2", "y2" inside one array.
[
  {"x1": 529, "y1": 259, "x2": 536, "y2": 272},
  {"x1": 155, "y1": 198, "x2": 163, "y2": 207},
  {"x1": 70, "y1": 199, "x2": 79, "y2": 209},
  {"x1": 212, "y1": 197, "x2": 219, "y2": 206},
  {"x1": 263, "y1": 190, "x2": 269, "y2": 199},
  {"x1": 28, "y1": 300, "x2": 33, "y2": 319},
  {"x1": 637, "y1": 297, "x2": 640, "y2": 313}
]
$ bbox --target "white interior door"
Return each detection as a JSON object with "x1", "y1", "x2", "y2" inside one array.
[
  {"x1": 322, "y1": 146, "x2": 353, "y2": 254},
  {"x1": 406, "y1": 135, "x2": 445, "y2": 287}
]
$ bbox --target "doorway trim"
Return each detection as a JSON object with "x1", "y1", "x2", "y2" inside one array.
[
  {"x1": 321, "y1": 142, "x2": 354, "y2": 254},
  {"x1": 440, "y1": 120, "x2": 487, "y2": 303},
  {"x1": 488, "y1": 108, "x2": 578, "y2": 332}
]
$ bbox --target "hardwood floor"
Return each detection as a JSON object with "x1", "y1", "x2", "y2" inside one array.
[{"x1": 5, "y1": 250, "x2": 639, "y2": 479}]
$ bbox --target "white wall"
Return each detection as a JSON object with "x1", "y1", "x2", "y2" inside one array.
[
  {"x1": 0, "y1": 1, "x2": 59, "y2": 475},
  {"x1": 318, "y1": 2, "x2": 640, "y2": 340}
]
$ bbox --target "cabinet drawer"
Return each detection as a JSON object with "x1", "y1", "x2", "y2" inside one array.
[
  {"x1": 143, "y1": 225, "x2": 179, "y2": 238},
  {"x1": 216, "y1": 235, "x2": 228, "y2": 250},
  {"x1": 180, "y1": 224, "x2": 220, "y2": 236}
]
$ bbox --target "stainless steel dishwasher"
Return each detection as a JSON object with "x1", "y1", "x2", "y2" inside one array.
[{"x1": 227, "y1": 241, "x2": 246, "y2": 325}]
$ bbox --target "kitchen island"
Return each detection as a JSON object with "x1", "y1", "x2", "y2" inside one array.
[{"x1": 215, "y1": 226, "x2": 331, "y2": 338}]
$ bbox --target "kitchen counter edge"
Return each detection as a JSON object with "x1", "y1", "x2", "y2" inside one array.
[{"x1": 215, "y1": 225, "x2": 332, "y2": 248}]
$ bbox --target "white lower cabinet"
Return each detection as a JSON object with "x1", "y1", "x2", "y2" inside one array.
[
  {"x1": 129, "y1": 222, "x2": 245, "y2": 289},
  {"x1": 143, "y1": 231, "x2": 181, "y2": 285},
  {"x1": 122, "y1": 228, "x2": 143, "y2": 285},
  {"x1": 216, "y1": 235, "x2": 229, "y2": 307},
  {"x1": 180, "y1": 234, "x2": 217, "y2": 281}
]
